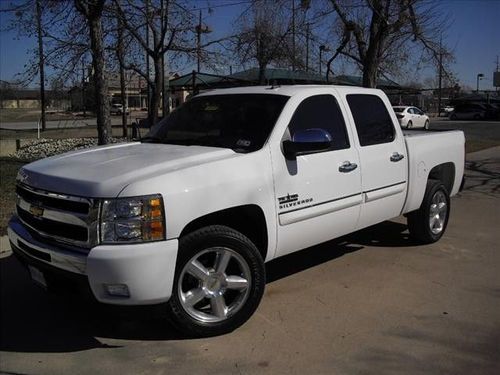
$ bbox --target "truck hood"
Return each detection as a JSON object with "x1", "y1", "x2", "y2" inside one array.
[{"x1": 18, "y1": 142, "x2": 237, "y2": 197}]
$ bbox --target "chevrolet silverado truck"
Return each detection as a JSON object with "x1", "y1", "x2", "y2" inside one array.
[{"x1": 8, "y1": 85, "x2": 465, "y2": 336}]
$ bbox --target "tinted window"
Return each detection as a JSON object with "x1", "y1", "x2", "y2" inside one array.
[
  {"x1": 346, "y1": 94, "x2": 395, "y2": 146},
  {"x1": 144, "y1": 94, "x2": 289, "y2": 152},
  {"x1": 288, "y1": 95, "x2": 349, "y2": 151},
  {"x1": 393, "y1": 107, "x2": 404, "y2": 113},
  {"x1": 407, "y1": 108, "x2": 415, "y2": 114}
]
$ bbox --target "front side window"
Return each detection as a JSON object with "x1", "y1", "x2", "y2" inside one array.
[
  {"x1": 288, "y1": 95, "x2": 350, "y2": 151},
  {"x1": 143, "y1": 94, "x2": 289, "y2": 152},
  {"x1": 346, "y1": 94, "x2": 395, "y2": 146}
]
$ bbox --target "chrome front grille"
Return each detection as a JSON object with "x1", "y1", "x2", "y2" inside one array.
[{"x1": 16, "y1": 183, "x2": 99, "y2": 250}]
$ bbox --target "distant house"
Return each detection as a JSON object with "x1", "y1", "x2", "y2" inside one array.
[
  {"x1": 69, "y1": 71, "x2": 183, "y2": 112},
  {"x1": 0, "y1": 81, "x2": 70, "y2": 110}
]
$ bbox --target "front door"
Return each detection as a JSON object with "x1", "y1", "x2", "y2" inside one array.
[{"x1": 271, "y1": 92, "x2": 362, "y2": 257}]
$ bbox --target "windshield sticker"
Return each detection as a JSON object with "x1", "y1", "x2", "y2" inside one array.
[
  {"x1": 204, "y1": 104, "x2": 219, "y2": 111},
  {"x1": 236, "y1": 139, "x2": 251, "y2": 147},
  {"x1": 278, "y1": 193, "x2": 313, "y2": 210}
]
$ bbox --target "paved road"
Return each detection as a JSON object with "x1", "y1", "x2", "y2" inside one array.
[
  {"x1": 0, "y1": 114, "x2": 145, "y2": 130},
  {"x1": 0, "y1": 148, "x2": 499, "y2": 375}
]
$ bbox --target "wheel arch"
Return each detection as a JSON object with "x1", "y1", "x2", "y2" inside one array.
[
  {"x1": 179, "y1": 204, "x2": 269, "y2": 260},
  {"x1": 428, "y1": 162, "x2": 455, "y2": 194}
]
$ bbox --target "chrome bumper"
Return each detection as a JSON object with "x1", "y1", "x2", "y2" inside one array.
[{"x1": 8, "y1": 215, "x2": 87, "y2": 275}]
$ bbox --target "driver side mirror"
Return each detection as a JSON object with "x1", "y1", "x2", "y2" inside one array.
[{"x1": 283, "y1": 128, "x2": 332, "y2": 160}]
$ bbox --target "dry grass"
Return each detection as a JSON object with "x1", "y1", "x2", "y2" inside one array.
[{"x1": 0, "y1": 158, "x2": 26, "y2": 235}]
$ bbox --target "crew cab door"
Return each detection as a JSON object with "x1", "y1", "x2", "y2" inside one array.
[
  {"x1": 271, "y1": 92, "x2": 362, "y2": 257},
  {"x1": 345, "y1": 93, "x2": 408, "y2": 229}
]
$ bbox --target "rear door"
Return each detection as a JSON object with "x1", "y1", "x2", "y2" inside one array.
[
  {"x1": 345, "y1": 93, "x2": 408, "y2": 229},
  {"x1": 271, "y1": 92, "x2": 362, "y2": 257}
]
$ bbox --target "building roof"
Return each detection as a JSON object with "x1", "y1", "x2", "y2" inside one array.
[
  {"x1": 228, "y1": 68, "x2": 330, "y2": 84},
  {"x1": 335, "y1": 75, "x2": 401, "y2": 89},
  {"x1": 169, "y1": 72, "x2": 252, "y2": 89}
]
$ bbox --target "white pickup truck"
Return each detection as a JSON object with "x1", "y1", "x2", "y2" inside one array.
[{"x1": 8, "y1": 85, "x2": 465, "y2": 336}]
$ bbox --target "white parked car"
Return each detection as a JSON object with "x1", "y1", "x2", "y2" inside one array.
[
  {"x1": 110, "y1": 103, "x2": 129, "y2": 115},
  {"x1": 9, "y1": 86, "x2": 465, "y2": 337},
  {"x1": 393, "y1": 106, "x2": 430, "y2": 129}
]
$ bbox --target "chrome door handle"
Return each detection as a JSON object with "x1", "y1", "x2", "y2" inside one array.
[
  {"x1": 390, "y1": 152, "x2": 405, "y2": 162},
  {"x1": 339, "y1": 161, "x2": 358, "y2": 173}
]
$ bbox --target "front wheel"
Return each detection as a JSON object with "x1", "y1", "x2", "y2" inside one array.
[
  {"x1": 407, "y1": 120, "x2": 413, "y2": 129},
  {"x1": 407, "y1": 180, "x2": 450, "y2": 244},
  {"x1": 424, "y1": 120, "x2": 430, "y2": 129},
  {"x1": 167, "y1": 225, "x2": 265, "y2": 337}
]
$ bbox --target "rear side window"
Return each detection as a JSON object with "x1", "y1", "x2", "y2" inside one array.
[
  {"x1": 347, "y1": 94, "x2": 395, "y2": 146},
  {"x1": 288, "y1": 95, "x2": 350, "y2": 151}
]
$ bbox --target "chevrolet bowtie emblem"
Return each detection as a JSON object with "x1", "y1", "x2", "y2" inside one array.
[{"x1": 29, "y1": 205, "x2": 44, "y2": 218}]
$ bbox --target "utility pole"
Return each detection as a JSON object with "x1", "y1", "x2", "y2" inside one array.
[
  {"x1": 496, "y1": 55, "x2": 499, "y2": 93},
  {"x1": 305, "y1": 23, "x2": 309, "y2": 72},
  {"x1": 291, "y1": 0, "x2": 295, "y2": 71},
  {"x1": 437, "y1": 37, "x2": 443, "y2": 117},
  {"x1": 145, "y1": 0, "x2": 151, "y2": 115},
  {"x1": 161, "y1": 0, "x2": 169, "y2": 116},
  {"x1": 197, "y1": 10, "x2": 202, "y2": 72},
  {"x1": 195, "y1": 10, "x2": 211, "y2": 73},
  {"x1": 81, "y1": 59, "x2": 86, "y2": 117},
  {"x1": 35, "y1": 0, "x2": 46, "y2": 131}
]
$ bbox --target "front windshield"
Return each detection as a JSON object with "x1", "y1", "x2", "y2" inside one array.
[{"x1": 143, "y1": 94, "x2": 289, "y2": 152}]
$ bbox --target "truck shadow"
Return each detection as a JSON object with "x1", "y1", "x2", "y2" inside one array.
[{"x1": 0, "y1": 220, "x2": 413, "y2": 353}]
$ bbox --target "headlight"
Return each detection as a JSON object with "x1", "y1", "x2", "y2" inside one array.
[{"x1": 100, "y1": 194, "x2": 165, "y2": 243}]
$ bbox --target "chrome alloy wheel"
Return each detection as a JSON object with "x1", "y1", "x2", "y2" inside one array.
[
  {"x1": 429, "y1": 190, "x2": 448, "y2": 235},
  {"x1": 178, "y1": 247, "x2": 252, "y2": 323}
]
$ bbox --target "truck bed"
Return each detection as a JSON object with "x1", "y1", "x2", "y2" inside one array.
[{"x1": 402, "y1": 129, "x2": 465, "y2": 214}]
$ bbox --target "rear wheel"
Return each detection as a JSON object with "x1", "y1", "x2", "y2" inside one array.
[
  {"x1": 450, "y1": 113, "x2": 457, "y2": 120},
  {"x1": 167, "y1": 225, "x2": 265, "y2": 337},
  {"x1": 407, "y1": 180, "x2": 450, "y2": 244}
]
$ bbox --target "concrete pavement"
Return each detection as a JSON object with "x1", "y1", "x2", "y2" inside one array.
[{"x1": 0, "y1": 148, "x2": 499, "y2": 374}]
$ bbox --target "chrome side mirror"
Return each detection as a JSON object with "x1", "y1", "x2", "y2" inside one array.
[{"x1": 283, "y1": 128, "x2": 332, "y2": 159}]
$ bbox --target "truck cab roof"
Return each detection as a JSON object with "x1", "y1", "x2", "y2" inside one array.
[{"x1": 197, "y1": 85, "x2": 383, "y2": 98}]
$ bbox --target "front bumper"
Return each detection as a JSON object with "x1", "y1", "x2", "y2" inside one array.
[{"x1": 8, "y1": 216, "x2": 178, "y2": 305}]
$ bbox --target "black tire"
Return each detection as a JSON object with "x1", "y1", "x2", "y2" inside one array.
[
  {"x1": 424, "y1": 120, "x2": 430, "y2": 129},
  {"x1": 407, "y1": 180, "x2": 450, "y2": 244},
  {"x1": 166, "y1": 225, "x2": 265, "y2": 337},
  {"x1": 407, "y1": 120, "x2": 413, "y2": 129},
  {"x1": 450, "y1": 113, "x2": 457, "y2": 120}
]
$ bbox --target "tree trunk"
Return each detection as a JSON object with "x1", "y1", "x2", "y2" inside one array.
[
  {"x1": 117, "y1": 19, "x2": 128, "y2": 137},
  {"x1": 35, "y1": 0, "x2": 46, "y2": 131},
  {"x1": 89, "y1": 16, "x2": 111, "y2": 144},
  {"x1": 258, "y1": 63, "x2": 266, "y2": 85},
  {"x1": 148, "y1": 57, "x2": 162, "y2": 126},
  {"x1": 362, "y1": 61, "x2": 378, "y2": 88}
]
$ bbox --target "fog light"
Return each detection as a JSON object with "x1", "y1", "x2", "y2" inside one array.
[{"x1": 104, "y1": 283, "x2": 130, "y2": 297}]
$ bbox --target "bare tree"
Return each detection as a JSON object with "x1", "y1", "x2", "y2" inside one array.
[
  {"x1": 75, "y1": 0, "x2": 112, "y2": 145},
  {"x1": 112, "y1": 0, "x2": 195, "y2": 126},
  {"x1": 233, "y1": 0, "x2": 295, "y2": 84},
  {"x1": 325, "y1": 0, "x2": 453, "y2": 88}
]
